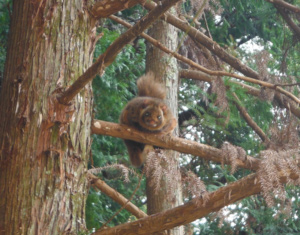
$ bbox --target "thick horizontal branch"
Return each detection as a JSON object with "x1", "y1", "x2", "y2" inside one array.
[
  {"x1": 57, "y1": 0, "x2": 181, "y2": 105},
  {"x1": 94, "y1": 173, "x2": 261, "y2": 235},
  {"x1": 92, "y1": 120, "x2": 260, "y2": 171},
  {"x1": 87, "y1": 172, "x2": 147, "y2": 219}
]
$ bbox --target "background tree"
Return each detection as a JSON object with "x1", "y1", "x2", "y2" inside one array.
[{"x1": 144, "y1": 5, "x2": 183, "y2": 235}]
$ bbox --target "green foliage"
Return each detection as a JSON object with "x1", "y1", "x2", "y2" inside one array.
[
  {"x1": 195, "y1": 188, "x2": 300, "y2": 235},
  {"x1": 86, "y1": 176, "x2": 146, "y2": 230},
  {"x1": 0, "y1": 0, "x2": 11, "y2": 81},
  {"x1": 86, "y1": 23, "x2": 147, "y2": 230},
  {"x1": 205, "y1": 0, "x2": 279, "y2": 46},
  {"x1": 177, "y1": 1, "x2": 300, "y2": 233}
]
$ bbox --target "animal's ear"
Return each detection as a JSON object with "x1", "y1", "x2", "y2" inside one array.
[
  {"x1": 160, "y1": 104, "x2": 168, "y2": 112},
  {"x1": 141, "y1": 99, "x2": 150, "y2": 109}
]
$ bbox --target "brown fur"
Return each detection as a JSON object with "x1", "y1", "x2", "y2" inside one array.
[{"x1": 120, "y1": 73, "x2": 177, "y2": 167}]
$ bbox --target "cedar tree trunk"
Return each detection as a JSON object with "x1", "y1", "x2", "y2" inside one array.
[
  {"x1": 0, "y1": 0, "x2": 96, "y2": 234},
  {"x1": 146, "y1": 7, "x2": 183, "y2": 235}
]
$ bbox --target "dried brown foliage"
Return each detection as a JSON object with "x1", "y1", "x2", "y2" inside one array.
[
  {"x1": 221, "y1": 142, "x2": 247, "y2": 174},
  {"x1": 182, "y1": 170, "x2": 208, "y2": 205},
  {"x1": 144, "y1": 149, "x2": 209, "y2": 205},
  {"x1": 257, "y1": 149, "x2": 300, "y2": 210},
  {"x1": 89, "y1": 164, "x2": 137, "y2": 183},
  {"x1": 144, "y1": 149, "x2": 181, "y2": 198},
  {"x1": 257, "y1": 114, "x2": 300, "y2": 212}
]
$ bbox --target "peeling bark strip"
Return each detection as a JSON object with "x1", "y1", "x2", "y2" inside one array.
[
  {"x1": 58, "y1": 0, "x2": 182, "y2": 105},
  {"x1": 92, "y1": 120, "x2": 260, "y2": 171},
  {"x1": 95, "y1": 174, "x2": 261, "y2": 235}
]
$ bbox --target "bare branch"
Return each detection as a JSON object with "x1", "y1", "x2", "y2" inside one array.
[
  {"x1": 265, "y1": 0, "x2": 300, "y2": 13},
  {"x1": 87, "y1": 172, "x2": 147, "y2": 219},
  {"x1": 109, "y1": 15, "x2": 300, "y2": 106},
  {"x1": 91, "y1": 0, "x2": 141, "y2": 18},
  {"x1": 274, "y1": 4, "x2": 300, "y2": 40},
  {"x1": 180, "y1": 69, "x2": 300, "y2": 119},
  {"x1": 232, "y1": 92, "x2": 270, "y2": 143},
  {"x1": 57, "y1": 0, "x2": 181, "y2": 105},
  {"x1": 141, "y1": 0, "x2": 260, "y2": 79},
  {"x1": 92, "y1": 120, "x2": 260, "y2": 171},
  {"x1": 275, "y1": 82, "x2": 300, "y2": 87},
  {"x1": 94, "y1": 173, "x2": 261, "y2": 235},
  {"x1": 93, "y1": 165, "x2": 300, "y2": 234}
]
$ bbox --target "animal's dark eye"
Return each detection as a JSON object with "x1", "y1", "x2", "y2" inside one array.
[
  {"x1": 157, "y1": 115, "x2": 162, "y2": 120},
  {"x1": 145, "y1": 112, "x2": 150, "y2": 117}
]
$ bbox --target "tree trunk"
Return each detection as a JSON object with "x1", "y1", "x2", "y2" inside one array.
[
  {"x1": 0, "y1": 1, "x2": 96, "y2": 234},
  {"x1": 145, "y1": 7, "x2": 183, "y2": 235}
]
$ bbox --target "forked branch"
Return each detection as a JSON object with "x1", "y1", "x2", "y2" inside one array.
[
  {"x1": 109, "y1": 15, "x2": 300, "y2": 105},
  {"x1": 57, "y1": 0, "x2": 181, "y2": 105},
  {"x1": 139, "y1": 0, "x2": 300, "y2": 106},
  {"x1": 94, "y1": 173, "x2": 261, "y2": 235},
  {"x1": 265, "y1": 0, "x2": 300, "y2": 13}
]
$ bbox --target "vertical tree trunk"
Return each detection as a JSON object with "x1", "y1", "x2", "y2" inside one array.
[
  {"x1": 0, "y1": 1, "x2": 96, "y2": 234},
  {"x1": 146, "y1": 7, "x2": 183, "y2": 235}
]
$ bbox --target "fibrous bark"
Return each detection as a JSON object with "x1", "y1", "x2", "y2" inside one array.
[
  {"x1": 145, "y1": 5, "x2": 183, "y2": 234},
  {"x1": 0, "y1": 1, "x2": 95, "y2": 233}
]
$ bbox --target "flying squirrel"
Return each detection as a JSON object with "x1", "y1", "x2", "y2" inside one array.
[{"x1": 119, "y1": 73, "x2": 177, "y2": 167}]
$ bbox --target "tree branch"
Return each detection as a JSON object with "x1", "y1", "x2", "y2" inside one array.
[
  {"x1": 180, "y1": 69, "x2": 300, "y2": 119},
  {"x1": 232, "y1": 92, "x2": 270, "y2": 143},
  {"x1": 109, "y1": 14, "x2": 300, "y2": 106},
  {"x1": 266, "y1": 0, "x2": 300, "y2": 13},
  {"x1": 274, "y1": 4, "x2": 300, "y2": 40},
  {"x1": 57, "y1": 0, "x2": 181, "y2": 105},
  {"x1": 91, "y1": 0, "x2": 141, "y2": 18},
  {"x1": 94, "y1": 173, "x2": 261, "y2": 235},
  {"x1": 87, "y1": 172, "x2": 147, "y2": 219},
  {"x1": 140, "y1": 0, "x2": 260, "y2": 80},
  {"x1": 91, "y1": 120, "x2": 260, "y2": 171},
  {"x1": 139, "y1": 1, "x2": 300, "y2": 106}
]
